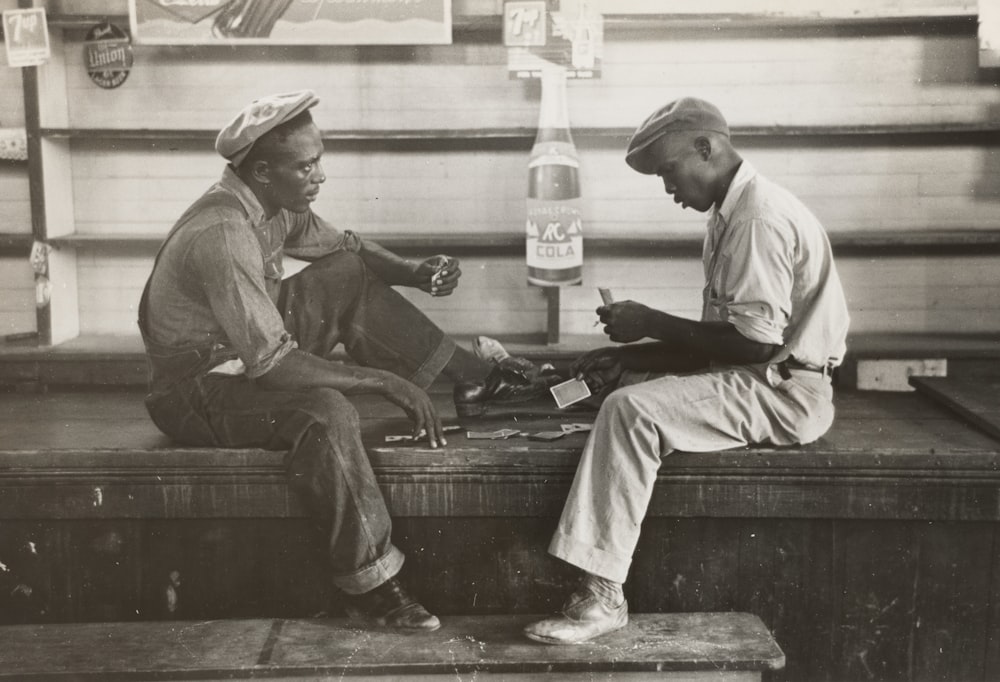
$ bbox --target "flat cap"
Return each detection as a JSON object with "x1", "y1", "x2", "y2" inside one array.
[
  {"x1": 625, "y1": 97, "x2": 730, "y2": 174},
  {"x1": 215, "y1": 90, "x2": 320, "y2": 167}
]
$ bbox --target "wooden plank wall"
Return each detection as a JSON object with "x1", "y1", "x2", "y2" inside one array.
[
  {"x1": 0, "y1": 29, "x2": 33, "y2": 336},
  {"x1": 11, "y1": 1, "x2": 1000, "y2": 340}
]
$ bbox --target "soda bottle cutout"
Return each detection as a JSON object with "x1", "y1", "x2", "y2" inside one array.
[{"x1": 526, "y1": 64, "x2": 583, "y2": 287}]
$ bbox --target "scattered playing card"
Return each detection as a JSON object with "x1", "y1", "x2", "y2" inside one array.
[
  {"x1": 560, "y1": 423, "x2": 594, "y2": 434},
  {"x1": 466, "y1": 428, "x2": 522, "y2": 440},
  {"x1": 550, "y1": 378, "x2": 592, "y2": 409},
  {"x1": 385, "y1": 425, "x2": 461, "y2": 442},
  {"x1": 527, "y1": 431, "x2": 566, "y2": 441}
]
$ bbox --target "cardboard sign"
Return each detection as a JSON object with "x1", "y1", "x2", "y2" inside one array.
[
  {"x1": 3, "y1": 8, "x2": 50, "y2": 68},
  {"x1": 504, "y1": 0, "x2": 602, "y2": 79},
  {"x1": 84, "y1": 23, "x2": 134, "y2": 89}
]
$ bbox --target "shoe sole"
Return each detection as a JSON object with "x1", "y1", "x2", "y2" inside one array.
[
  {"x1": 523, "y1": 612, "x2": 628, "y2": 645},
  {"x1": 524, "y1": 630, "x2": 580, "y2": 645}
]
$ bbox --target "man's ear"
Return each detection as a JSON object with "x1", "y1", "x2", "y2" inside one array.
[
  {"x1": 249, "y1": 159, "x2": 271, "y2": 185},
  {"x1": 693, "y1": 136, "x2": 712, "y2": 160}
]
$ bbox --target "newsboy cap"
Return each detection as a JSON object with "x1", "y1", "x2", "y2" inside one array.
[
  {"x1": 215, "y1": 90, "x2": 320, "y2": 167},
  {"x1": 625, "y1": 97, "x2": 730, "y2": 174}
]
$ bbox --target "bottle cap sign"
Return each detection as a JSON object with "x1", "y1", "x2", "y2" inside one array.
[{"x1": 84, "y1": 23, "x2": 133, "y2": 89}]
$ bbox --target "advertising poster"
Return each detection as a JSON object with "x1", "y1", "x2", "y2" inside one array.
[
  {"x1": 129, "y1": 0, "x2": 452, "y2": 46},
  {"x1": 2, "y1": 8, "x2": 50, "y2": 67},
  {"x1": 503, "y1": 0, "x2": 602, "y2": 79}
]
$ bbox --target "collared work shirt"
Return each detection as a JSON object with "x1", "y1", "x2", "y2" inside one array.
[
  {"x1": 702, "y1": 161, "x2": 850, "y2": 369},
  {"x1": 145, "y1": 166, "x2": 361, "y2": 379}
]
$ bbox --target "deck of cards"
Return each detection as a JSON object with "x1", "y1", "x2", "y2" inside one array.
[{"x1": 550, "y1": 377, "x2": 592, "y2": 409}]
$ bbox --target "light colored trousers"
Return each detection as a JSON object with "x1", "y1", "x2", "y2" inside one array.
[{"x1": 548, "y1": 365, "x2": 835, "y2": 583}]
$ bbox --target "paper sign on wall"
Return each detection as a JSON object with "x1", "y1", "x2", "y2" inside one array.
[
  {"x1": 3, "y1": 8, "x2": 50, "y2": 68},
  {"x1": 981, "y1": 0, "x2": 1000, "y2": 68},
  {"x1": 504, "y1": 0, "x2": 602, "y2": 79}
]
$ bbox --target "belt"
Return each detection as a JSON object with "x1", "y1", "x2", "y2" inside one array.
[{"x1": 776, "y1": 359, "x2": 833, "y2": 380}]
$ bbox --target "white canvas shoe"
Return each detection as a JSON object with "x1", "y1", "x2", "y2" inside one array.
[{"x1": 523, "y1": 591, "x2": 628, "y2": 645}]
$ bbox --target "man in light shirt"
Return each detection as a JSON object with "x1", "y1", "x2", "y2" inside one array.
[{"x1": 524, "y1": 97, "x2": 850, "y2": 645}]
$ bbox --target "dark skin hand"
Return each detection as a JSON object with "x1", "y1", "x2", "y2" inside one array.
[
  {"x1": 358, "y1": 240, "x2": 462, "y2": 297},
  {"x1": 255, "y1": 239, "x2": 463, "y2": 448},
  {"x1": 572, "y1": 300, "x2": 779, "y2": 388},
  {"x1": 257, "y1": 349, "x2": 447, "y2": 448}
]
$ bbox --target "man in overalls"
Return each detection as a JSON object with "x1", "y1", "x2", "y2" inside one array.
[
  {"x1": 139, "y1": 91, "x2": 547, "y2": 631},
  {"x1": 524, "y1": 97, "x2": 851, "y2": 644}
]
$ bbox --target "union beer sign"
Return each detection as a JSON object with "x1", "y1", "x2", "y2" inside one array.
[{"x1": 84, "y1": 23, "x2": 133, "y2": 89}]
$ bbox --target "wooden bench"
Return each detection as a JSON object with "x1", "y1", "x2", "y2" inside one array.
[{"x1": 0, "y1": 613, "x2": 784, "y2": 680}]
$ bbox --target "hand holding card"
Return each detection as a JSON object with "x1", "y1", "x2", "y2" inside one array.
[{"x1": 550, "y1": 377, "x2": 592, "y2": 409}]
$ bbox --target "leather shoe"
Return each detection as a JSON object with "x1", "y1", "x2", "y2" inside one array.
[
  {"x1": 474, "y1": 335, "x2": 558, "y2": 383},
  {"x1": 523, "y1": 590, "x2": 628, "y2": 645},
  {"x1": 454, "y1": 364, "x2": 556, "y2": 418},
  {"x1": 346, "y1": 577, "x2": 441, "y2": 631}
]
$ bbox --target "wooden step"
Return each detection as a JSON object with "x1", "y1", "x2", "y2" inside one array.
[
  {"x1": 0, "y1": 613, "x2": 784, "y2": 680},
  {"x1": 910, "y1": 376, "x2": 1000, "y2": 440}
]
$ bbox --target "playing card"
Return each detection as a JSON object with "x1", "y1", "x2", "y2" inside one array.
[
  {"x1": 385, "y1": 425, "x2": 461, "y2": 442},
  {"x1": 466, "y1": 428, "x2": 522, "y2": 440},
  {"x1": 560, "y1": 423, "x2": 594, "y2": 433},
  {"x1": 550, "y1": 378, "x2": 592, "y2": 409},
  {"x1": 598, "y1": 288, "x2": 614, "y2": 305},
  {"x1": 466, "y1": 430, "x2": 503, "y2": 440},
  {"x1": 527, "y1": 431, "x2": 566, "y2": 441}
]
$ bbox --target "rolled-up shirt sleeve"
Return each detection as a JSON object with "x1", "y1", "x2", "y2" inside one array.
[
  {"x1": 188, "y1": 224, "x2": 296, "y2": 378},
  {"x1": 283, "y1": 209, "x2": 362, "y2": 260},
  {"x1": 718, "y1": 218, "x2": 794, "y2": 347}
]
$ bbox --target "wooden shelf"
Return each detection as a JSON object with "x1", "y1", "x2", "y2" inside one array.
[
  {"x1": 45, "y1": 229, "x2": 1000, "y2": 257},
  {"x1": 46, "y1": 11, "x2": 976, "y2": 34},
  {"x1": 39, "y1": 122, "x2": 1000, "y2": 144}
]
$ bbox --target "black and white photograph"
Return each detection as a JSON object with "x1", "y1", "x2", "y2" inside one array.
[{"x1": 1, "y1": 1, "x2": 999, "y2": 680}]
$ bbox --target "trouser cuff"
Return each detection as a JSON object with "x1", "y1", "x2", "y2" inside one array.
[
  {"x1": 333, "y1": 544, "x2": 405, "y2": 595},
  {"x1": 549, "y1": 529, "x2": 631, "y2": 584},
  {"x1": 409, "y1": 335, "x2": 455, "y2": 389}
]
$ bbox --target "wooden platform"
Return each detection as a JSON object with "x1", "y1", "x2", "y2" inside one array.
[
  {"x1": 0, "y1": 613, "x2": 784, "y2": 681},
  {"x1": 2, "y1": 386, "x2": 999, "y2": 521},
  {"x1": 1, "y1": 383, "x2": 999, "y2": 681}
]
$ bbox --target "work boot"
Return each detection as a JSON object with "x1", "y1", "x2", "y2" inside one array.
[
  {"x1": 346, "y1": 577, "x2": 440, "y2": 631},
  {"x1": 453, "y1": 364, "x2": 554, "y2": 418},
  {"x1": 523, "y1": 589, "x2": 628, "y2": 645},
  {"x1": 473, "y1": 335, "x2": 559, "y2": 383}
]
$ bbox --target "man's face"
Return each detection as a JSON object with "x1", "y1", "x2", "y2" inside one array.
[
  {"x1": 648, "y1": 133, "x2": 715, "y2": 213},
  {"x1": 264, "y1": 122, "x2": 326, "y2": 214}
]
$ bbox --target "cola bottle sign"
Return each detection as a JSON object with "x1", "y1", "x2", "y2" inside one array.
[{"x1": 525, "y1": 65, "x2": 583, "y2": 287}]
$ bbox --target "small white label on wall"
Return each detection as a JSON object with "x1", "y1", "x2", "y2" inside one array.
[{"x1": 856, "y1": 359, "x2": 948, "y2": 392}]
